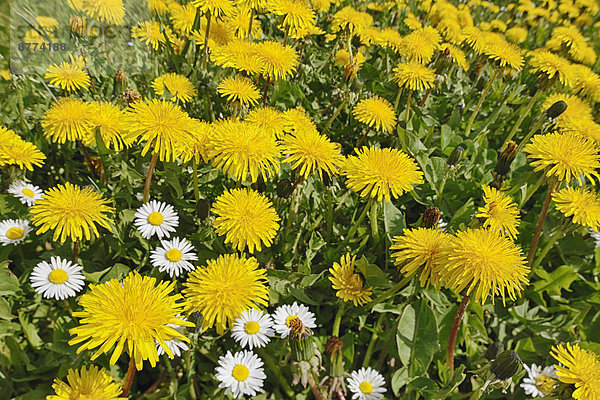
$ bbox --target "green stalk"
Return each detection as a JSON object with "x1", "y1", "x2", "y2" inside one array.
[
  {"x1": 332, "y1": 302, "x2": 346, "y2": 337},
  {"x1": 345, "y1": 198, "x2": 373, "y2": 241},
  {"x1": 326, "y1": 187, "x2": 334, "y2": 242},
  {"x1": 532, "y1": 225, "x2": 566, "y2": 269},
  {"x1": 256, "y1": 348, "x2": 294, "y2": 398},
  {"x1": 322, "y1": 98, "x2": 349, "y2": 134},
  {"x1": 503, "y1": 88, "x2": 543, "y2": 145},
  {"x1": 362, "y1": 314, "x2": 384, "y2": 367},
  {"x1": 405, "y1": 89, "x2": 413, "y2": 126},
  {"x1": 464, "y1": 68, "x2": 500, "y2": 137},
  {"x1": 368, "y1": 274, "x2": 412, "y2": 310},
  {"x1": 202, "y1": 11, "x2": 212, "y2": 69},
  {"x1": 347, "y1": 32, "x2": 354, "y2": 62},
  {"x1": 247, "y1": 8, "x2": 255, "y2": 40},
  {"x1": 192, "y1": 159, "x2": 200, "y2": 216}
]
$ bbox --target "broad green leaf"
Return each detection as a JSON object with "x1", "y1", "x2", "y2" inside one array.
[
  {"x1": 383, "y1": 201, "x2": 406, "y2": 240},
  {"x1": 396, "y1": 299, "x2": 439, "y2": 376},
  {"x1": 18, "y1": 312, "x2": 43, "y2": 349},
  {"x1": 0, "y1": 297, "x2": 15, "y2": 320},
  {"x1": 0, "y1": 263, "x2": 20, "y2": 296},
  {"x1": 391, "y1": 366, "x2": 410, "y2": 396},
  {"x1": 355, "y1": 256, "x2": 390, "y2": 288},
  {"x1": 428, "y1": 364, "x2": 466, "y2": 399},
  {"x1": 533, "y1": 265, "x2": 578, "y2": 296}
]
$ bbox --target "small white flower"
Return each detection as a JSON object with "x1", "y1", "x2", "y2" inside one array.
[
  {"x1": 134, "y1": 200, "x2": 179, "y2": 239},
  {"x1": 272, "y1": 302, "x2": 317, "y2": 339},
  {"x1": 232, "y1": 309, "x2": 275, "y2": 349},
  {"x1": 156, "y1": 322, "x2": 190, "y2": 358},
  {"x1": 150, "y1": 237, "x2": 198, "y2": 277},
  {"x1": 347, "y1": 367, "x2": 387, "y2": 400},
  {"x1": 7, "y1": 180, "x2": 43, "y2": 206},
  {"x1": 215, "y1": 350, "x2": 266, "y2": 399},
  {"x1": 520, "y1": 363, "x2": 558, "y2": 398},
  {"x1": 30, "y1": 256, "x2": 85, "y2": 300},
  {"x1": 0, "y1": 219, "x2": 30, "y2": 246},
  {"x1": 590, "y1": 229, "x2": 600, "y2": 248}
]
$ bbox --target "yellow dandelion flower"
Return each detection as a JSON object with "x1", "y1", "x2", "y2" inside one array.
[
  {"x1": 245, "y1": 106, "x2": 287, "y2": 139},
  {"x1": 287, "y1": 23, "x2": 324, "y2": 40},
  {"x1": 374, "y1": 27, "x2": 403, "y2": 51},
  {"x1": 404, "y1": 12, "x2": 422, "y2": 30},
  {"x1": 505, "y1": 26, "x2": 528, "y2": 43},
  {"x1": 69, "y1": 272, "x2": 193, "y2": 370},
  {"x1": 81, "y1": 0, "x2": 125, "y2": 25},
  {"x1": 30, "y1": 182, "x2": 113, "y2": 243},
  {"x1": 147, "y1": 0, "x2": 169, "y2": 14},
  {"x1": 343, "y1": 146, "x2": 424, "y2": 202},
  {"x1": 393, "y1": 61, "x2": 436, "y2": 92},
  {"x1": 397, "y1": 26, "x2": 441, "y2": 64},
  {"x1": 390, "y1": 228, "x2": 451, "y2": 288},
  {"x1": 353, "y1": 97, "x2": 397, "y2": 133},
  {"x1": 225, "y1": 5, "x2": 262, "y2": 39},
  {"x1": 45, "y1": 55, "x2": 90, "y2": 91},
  {"x1": 132, "y1": 21, "x2": 166, "y2": 50},
  {"x1": 85, "y1": 101, "x2": 132, "y2": 151},
  {"x1": 553, "y1": 187, "x2": 600, "y2": 231},
  {"x1": 311, "y1": 0, "x2": 332, "y2": 13},
  {"x1": 550, "y1": 343, "x2": 600, "y2": 400},
  {"x1": 191, "y1": 17, "x2": 234, "y2": 49},
  {"x1": 217, "y1": 76, "x2": 260, "y2": 106},
  {"x1": 334, "y1": 49, "x2": 366, "y2": 69},
  {"x1": 439, "y1": 228, "x2": 529, "y2": 305},
  {"x1": 124, "y1": 98, "x2": 194, "y2": 162},
  {"x1": 271, "y1": 0, "x2": 316, "y2": 31},
  {"x1": 283, "y1": 107, "x2": 317, "y2": 133},
  {"x1": 475, "y1": 185, "x2": 520, "y2": 240},
  {"x1": 483, "y1": 39, "x2": 524, "y2": 70},
  {"x1": 47, "y1": 365, "x2": 126, "y2": 400},
  {"x1": 330, "y1": 6, "x2": 373, "y2": 36},
  {"x1": 210, "y1": 39, "x2": 253, "y2": 69},
  {"x1": 192, "y1": 0, "x2": 235, "y2": 17},
  {"x1": 36, "y1": 16, "x2": 59, "y2": 31},
  {"x1": 328, "y1": 254, "x2": 372, "y2": 307},
  {"x1": 461, "y1": 26, "x2": 493, "y2": 54},
  {"x1": 42, "y1": 97, "x2": 95, "y2": 144},
  {"x1": 528, "y1": 49, "x2": 576, "y2": 87},
  {"x1": 212, "y1": 188, "x2": 280, "y2": 253},
  {"x1": 572, "y1": 64, "x2": 600, "y2": 103},
  {"x1": 281, "y1": 128, "x2": 344, "y2": 179},
  {"x1": 208, "y1": 119, "x2": 280, "y2": 182},
  {"x1": 179, "y1": 119, "x2": 213, "y2": 163},
  {"x1": 255, "y1": 41, "x2": 299, "y2": 80},
  {"x1": 151, "y1": 73, "x2": 196, "y2": 103},
  {"x1": 0, "y1": 136, "x2": 46, "y2": 171},
  {"x1": 560, "y1": 118, "x2": 600, "y2": 143},
  {"x1": 0, "y1": 127, "x2": 22, "y2": 166},
  {"x1": 169, "y1": 2, "x2": 196, "y2": 34},
  {"x1": 183, "y1": 253, "x2": 269, "y2": 334},
  {"x1": 439, "y1": 43, "x2": 468, "y2": 69},
  {"x1": 524, "y1": 131, "x2": 600, "y2": 185},
  {"x1": 546, "y1": 25, "x2": 596, "y2": 65},
  {"x1": 542, "y1": 93, "x2": 593, "y2": 124}
]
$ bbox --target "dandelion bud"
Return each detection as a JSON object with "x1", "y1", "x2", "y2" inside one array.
[
  {"x1": 327, "y1": 336, "x2": 344, "y2": 377},
  {"x1": 484, "y1": 341, "x2": 505, "y2": 360},
  {"x1": 490, "y1": 350, "x2": 523, "y2": 380},
  {"x1": 422, "y1": 207, "x2": 440, "y2": 228},
  {"x1": 447, "y1": 146, "x2": 464, "y2": 166},
  {"x1": 276, "y1": 178, "x2": 294, "y2": 198},
  {"x1": 122, "y1": 89, "x2": 141, "y2": 105},
  {"x1": 70, "y1": 16, "x2": 87, "y2": 36},
  {"x1": 545, "y1": 100, "x2": 568, "y2": 119},
  {"x1": 197, "y1": 198, "x2": 210, "y2": 220},
  {"x1": 489, "y1": 179, "x2": 501, "y2": 189},
  {"x1": 344, "y1": 61, "x2": 359, "y2": 81},
  {"x1": 289, "y1": 317, "x2": 315, "y2": 362},
  {"x1": 114, "y1": 68, "x2": 127, "y2": 84},
  {"x1": 494, "y1": 140, "x2": 517, "y2": 178}
]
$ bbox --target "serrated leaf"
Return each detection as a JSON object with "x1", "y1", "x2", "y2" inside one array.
[
  {"x1": 428, "y1": 364, "x2": 466, "y2": 399},
  {"x1": 533, "y1": 265, "x2": 578, "y2": 296},
  {"x1": 18, "y1": 312, "x2": 43, "y2": 349}
]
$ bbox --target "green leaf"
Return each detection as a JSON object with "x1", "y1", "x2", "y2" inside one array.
[
  {"x1": 102, "y1": 263, "x2": 131, "y2": 282},
  {"x1": 164, "y1": 163, "x2": 184, "y2": 198},
  {"x1": 94, "y1": 129, "x2": 110, "y2": 155},
  {"x1": 533, "y1": 265, "x2": 578, "y2": 296},
  {"x1": 0, "y1": 263, "x2": 20, "y2": 296},
  {"x1": 391, "y1": 366, "x2": 410, "y2": 396},
  {"x1": 396, "y1": 299, "x2": 439, "y2": 377},
  {"x1": 354, "y1": 256, "x2": 390, "y2": 289},
  {"x1": 0, "y1": 297, "x2": 15, "y2": 320},
  {"x1": 18, "y1": 312, "x2": 43, "y2": 349},
  {"x1": 383, "y1": 201, "x2": 406, "y2": 240}
]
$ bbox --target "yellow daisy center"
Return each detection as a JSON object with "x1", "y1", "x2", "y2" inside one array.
[
  {"x1": 147, "y1": 212, "x2": 164, "y2": 226},
  {"x1": 244, "y1": 320, "x2": 260, "y2": 334},
  {"x1": 232, "y1": 364, "x2": 250, "y2": 381},
  {"x1": 165, "y1": 248, "x2": 182, "y2": 262},
  {"x1": 6, "y1": 227, "x2": 24, "y2": 240},
  {"x1": 286, "y1": 315, "x2": 299, "y2": 327},
  {"x1": 49, "y1": 269, "x2": 68, "y2": 284},
  {"x1": 22, "y1": 188, "x2": 35, "y2": 197},
  {"x1": 359, "y1": 381, "x2": 373, "y2": 394},
  {"x1": 536, "y1": 375, "x2": 555, "y2": 394}
]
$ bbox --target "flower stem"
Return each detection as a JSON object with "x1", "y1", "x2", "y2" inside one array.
[
  {"x1": 262, "y1": 77, "x2": 271, "y2": 105},
  {"x1": 192, "y1": 160, "x2": 200, "y2": 216},
  {"x1": 362, "y1": 313, "x2": 384, "y2": 367},
  {"x1": 283, "y1": 25, "x2": 290, "y2": 46},
  {"x1": 143, "y1": 152, "x2": 159, "y2": 204},
  {"x1": 346, "y1": 32, "x2": 353, "y2": 62},
  {"x1": 247, "y1": 8, "x2": 254, "y2": 40},
  {"x1": 307, "y1": 371, "x2": 324, "y2": 400},
  {"x1": 122, "y1": 356, "x2": 137, "y2": 397},
  {"x1": 356, "y1": 125, "x2": 372, "y2": 147},
  {"x1": 464, "y1": 68, "x2": 499, "y2": 137},
  {"x1": 503, "y1": 88, "x2": 542, "y2": 146},
  {"x1": 446, "y1": 293, "x2": 471, "y2": 377},
  {"x1": 323, "y1": 98, "x2": 349, "y2": 134},
  {"x1": 332, "y1": 302, "x2": 346, "y2": 337},
  {"x1": 527, "y1": 181, "x2": 558, "y2": 266},
  {"x1": 394, "y1": 87, "x2": 404, "y2": 112},
  {"x1": 73, "y1": 241, "x2": 79, "y2": 263},
  {"x1": 369, "y1": 199, "x2": 380, "y2": 244},
  {"x1": 202, "y1": 11, "x2": 211, "y2": 69},
  {"x1": 532, "y1": 225, "x2": 565, "y2": 269},
  {"x1": 256, "y1": 347, "x2": 294, "y2": 398},
  {"x1": 326, "y1": 187, "x2": 334, "y2": 242},
  {"x1": 368, "y1": 274, "x2": 412, "y2": 310},
  {"x1": 345, "y1": 198, "x2": 372, "y2": 241},
  {"x1": 405, "y1": 89, "x2": 413, "y2": 126}
]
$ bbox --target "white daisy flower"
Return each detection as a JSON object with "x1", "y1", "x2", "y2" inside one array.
[
  {"x1": 272, "y1": 302, "x2": 317, "y2": 339},
  {"x1": 232, "y1": 309, "x2": 275, "y2": 349},
  {"x1": 0, "y1": 219, "x2": 30, "y2": 246},
  {"x1": 347, "y1": 367, "x2": 387, "y2": 400},
  {"x1": 156, "y1": 322, "x2": 190, "y2": 358},
  {"x1": 150, "y1": 237, "x2": 198, "y2": 277},
  {"x1": 590, "y1": 229, "x2": 600, "y2": 248},
  {"x1": 134, "y1": 200, "x2": 179, "y2": 239},
  {"x1": 7, "y1": 180, "x2": 43, "y2": 206},
  {"x1": 30, "y1": 256, "x2": 85, "y2": 300},
  {"x1": 215, "y1": 350, "x2": 266, "y2": 399},
  {"x1": 520, "y1": 363, "x2": 558, "y2": 398}
]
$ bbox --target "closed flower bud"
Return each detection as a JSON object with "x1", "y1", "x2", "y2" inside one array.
[
  {"x1": 545, "y1": 100, "x2": 567, "y2": 119},
  {"x1": 276, "y1": 179, "x2": 294, "y2": 198},
  {"x1": 490, "y1": 350, "x2": 523, "y2": 380},
  {"x1": 344, "y1": 61, "x2": 359, "y2": 81},
  {"x1": 122, "y1": 89, "x2": 141, "y2": 105},
  {"x1": 197, "y1": 198, "x2": 210, "y2": 220},
  {"x1": 327, "y1": 336, "x2": 344, "y2": 377},
  {"x1": 70, "y1": 16, "x2": 87, "y2": 36},
  {"x1": 422, "y1": 207, "x2": 440, "y2": 228},
  {"x1": 484, "y1": 341, "x2": 505, "y2": 360},
  {"x1": 114, "y1": 68, "x2": 127, "y2": 84},
  {"x1": 494, "y1": 141, "x2": 517, "y2": 178},
  {"x1": 447, "y1": 146, "x2": 464, "y2": 166}
]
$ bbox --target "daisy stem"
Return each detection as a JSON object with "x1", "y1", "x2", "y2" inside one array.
[
  {"x1": 323, "y1": 98, "x2": 349, "y2": 135},
  {"x1": 405, "y1": 90, "x2": 413, "y2": 126},
  {"x1": 356, "y1": 125, "x2": 372, "y2": 147},
  {"x1": 527, "y1": 181, "x2": 558, "y2": 266},
  {"x1": 418, "y1": 88, "x2": 432, "y2": 107},
  {"x1": 73, "y1": 241, "x2": 79, "y2": 263},
  {"x1": 256, "y1": 347, "x2": 295, "y2": 398},
  {"x1": 143, "y1": 152, "x2": 159, "y2": 204},
  {"x1": 192, "y1": 160, "x2": 200, "y2": 214},
  {"x1": 202, "y1": 11, "x2": 212, "y2": 70},
  {"x1": 503, "y1": 88, "x2": 542, "y2": 146},
  {"x1": 362, "y1": 313, "x2": 384, "y2": 367},
  {"x1": 446, "y1": 293, "x2": 471, "y2": 378},
  {"x1": 368, "y1": 274, "x2": 412, "y2": 310},
  {"x1": 464, "y1": 68, "x2": 499, "y2": 137},
  {"x1": 332, "y1": 302, "x2": 346, "y2": 337},
  {"x1": 345, "y1": 198, "x2": 373, "y2": 241},
  {"x1": 122, "y1": 356, "x2": 137, "y2": 397}
]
